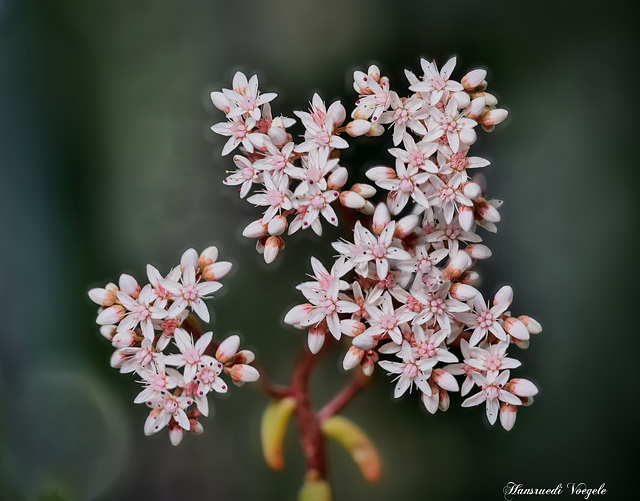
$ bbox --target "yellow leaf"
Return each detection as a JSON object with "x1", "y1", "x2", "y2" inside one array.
[
  {"x1": 321, "y1": 415, "x2": 381, "y2": 483},
  {"x1": 260, "y1": 396, "x2": 297, "y2": 471}
]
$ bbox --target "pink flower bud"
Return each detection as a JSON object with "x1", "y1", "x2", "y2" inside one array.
[
  {"x1": 230, "y1": 364, "x2": 260, "y2": 383},
  {"x1": 367, "y1": 64, "x2": 381, "y2": 82},
  {"x1": 438, "y1": 389, "x2": 450, "y2": 412},
  {"x1": 88, "y1": 284, "x2": 118, "y2": 307},
  {"x1": 432, "y1": 369, "x2": 459, "y2": 392},
  {"x1": 361, "y1": 353, "x2": 377, "y2": 376},
  {"x1": 99, "y1": 325, "x2": 116, "y2": 341},
  {"x1": 442, "y1": 251, "x2": 472, "y2": 281},
  {"x1": 451, "y1": 91, "x2": 470, "y2": 109},
  {"x1": 481, "y1": 108, "x2": 508, "y2": 127},
  {"x1": 201, "y1": 261, "x2": 232, "y2": 281},
  {"x1": 365, "y1": 166, "x2": 396, "y2": 182},
  {"x1": 464, "y1": 96, "x2": 486, "y2": 119},
  {"x1": 110, "y1": 349, "x2": 127, "y2": 369},
  {"x1": 216, "y1": 334, "x2": 240, "y2": 363},
  {"x1": 465, "y1": 244, "x2": 492, "y2": 260},
  {"x1": 518, "y1": 315, "x2": 542, "y2": 334},
  {"x1": 353, "y1": 333, "x2": 376, "y2": 351},
  {"x1": 514, "y1": 339, "x2": 529, "y2": 350},
  {"x1": 477, "y1": 201, "x2": 501, "y2": 222},
  {"x1": 350, "y1": 183, "x2": 376, "y2": 199},
  {"x1": 339, "y1": 191, "x2": 366, "y2": 210},
  {"x1": 458, "y1": 205, "x2": 474, "y2": 231},
  {"x1": 111, "y1": 329, "x2": 136, "y2": 348},
  {"x1": 210, "y1": 91, "x2": 231, "y2": 113},
  {"x1": 96, "y1": 304, "x2": 126, "y2": 325},
  {"x1": 198, "y1": 246, "x2": 219, "y2": 267},
  {"x1": 346, "y1": 119, "x2": 373, "y2": 137},
  {"x1": 268, "y1": 215, "x2": 288, "y2": 236},
  {"x1": 449, "y1": 282, "x2": 479, "y2": 301},
  {"x1": 327, "y1": 167, "x2": 349, "y2": 190},
  {"x1": 503, "y1": 317, "x2": 529, "y2": 341},
  {"x1": 190, "y1": 420, "x2": 204, "y2": 435},
  {"x1": 352, "y1": 106, "x2": 373, "y2": 120},
  {"x1": 394, "y1": 214, "x2": 419, "y2": 238},
  {"x1": 243, "y1": 219, "x2": 268, "y2": 238},
  {"x1": 307, "y1": 324, "x2": 326, "y2": 354},
  {"x1": 461, "y1": 69, "x2": 487, "y2": 90},
  {"x1": 234, "y1": 349, "x2": 255, "y2": 364},
  {"x1": 508, "y1": 378, "x2": 538, "y2": 398},
  {"x1": 263, "y1": 236, "x2": 282, "y2": 264},
  {"x1": 372, "y1": 203, "x2": 391, "y2": 234},
  {"x1": 340, "y1": 319, "x2": 366, "y2": 337},
  {"x1": 366, "y1": 124, "x2": 385, "y2": 137},
  {"x1": 499, "y1": 403, "x2": 518, "y2": 431},
  {"x1": 463, "y1": 182, "x2": 482, "y2": 200},
  {"x1": 343, "y1": 346, "x2": 364, "y2": 370},
  {"x1": 459, "y1": 270, "x2": 481, "y2": 286},
  {"x1": 359, "y1": 201, "x2": 375, "y2": 215}
]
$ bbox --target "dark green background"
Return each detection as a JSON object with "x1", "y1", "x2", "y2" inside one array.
[{"x1": 1, "y1": 1, "x2": 637, "y2": 500}]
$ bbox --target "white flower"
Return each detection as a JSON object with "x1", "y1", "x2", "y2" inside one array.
[
  {"x1": 116, "y1": 284, "x2": 166, "y2": 341},
  {"x1": 210, "y1": 116, "x2": 260, "y2": 156},
  {"x1": 160, "y1": 264, "x2": 222, "y2": 323},
  {"x1": 285, "y1": 277, "x2": 359, "y2": 341},
  {"x1": 223, "y1": 71, "x2": 277, "y2": 121},
  {"x1": 355, "y1": 292, "x2": 413, "y2": 347},
  {"x1": 144, "y1": 391, "x2": 193, "y2": 436},
  {"x1": 163, "y1": 328, "x2": 214, "y2": 382},
  {"x1": 455, "y1": 286, "x2": 513, "y2": 346},
  {"x1": 378, "y1": 92, "x2": 427, "y2": 145},
  {"x1": 247, "y1": 172, "x2": 294, "y2": 223},
  {"x1": 409, "y1": 57, "x2": 464, "y2": 106},
  {"x1": 294, "y1": 94, "x2": 348, "y2": 152},
  {"x1": 378, "y1": 341, "x2": 437, "y2": 397},
  {"x1": 351, "y1": 221, "x2": 412, "y2": 279},
  {"x1": 223, "y1": 155, "x2": 263, "y2": 198},
  {"x1": 461, "y1": 370, "x2": 521, "y2": 425}
]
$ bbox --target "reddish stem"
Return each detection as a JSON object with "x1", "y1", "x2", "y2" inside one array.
[
  {"x1": 289, "y1": 343, "x2": 331, "y2": 479},
  {"x1": 317, "y1": 370, "x2": 370, "y2": 422}
]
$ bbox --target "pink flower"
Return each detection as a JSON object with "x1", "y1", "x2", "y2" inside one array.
[
  {"x1": 160, "y1": 263, "x2": 222, "y2": 323},
  {"x1": 163, "y1": 328, "x2": 214, "y2": 382},
  {"x1": 351, "y1": 221, "x2": 412, "y2": 279},
  {"x1": 461, "y1": 370, "x2": 521, "y2": 425}
]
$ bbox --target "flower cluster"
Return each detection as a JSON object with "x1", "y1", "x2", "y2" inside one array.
[
  {"x1": 210, "y1": 72, "x2": 378, "y2": 263},
  {"x1": 88, "y1": 247, "x2": 259, "y2": 444},
  {"x1": 285, "y1": 58, "x2": 540, "y2": 430}
]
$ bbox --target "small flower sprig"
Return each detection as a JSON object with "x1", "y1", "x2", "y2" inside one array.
[
  {"x1": 210, "y1": 72, "x2": 378, "y2": 263},
  {"x1": 88, "y1": 247, "x2": 259, "y2": 445}
]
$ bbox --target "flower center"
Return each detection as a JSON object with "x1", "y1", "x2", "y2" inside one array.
[
  {"x1": 163, "y1": 398, "x2": 178, "y2": 414},
  {"x1": 484, "y1": 385, "x2": 499, "y2": 400},
  {"x1": 477, "y1": 311, "x2": 494, "y2": 328},
  {"x1": 372, "y1": 243, "x2": 387, "y2": 258},
  {"x1": 181, "y1": 285, "x2": 198, "y2": 302},
  {"x1": 380, "y1": 315, "x2": 397, "y2": 330},
  {"x1": 199, "y1": 368, "x2": 216, "y2": 385},
  {"x1": 399, "y1": 178, "x2": 414, "y2": 193},
  {"x1": 429, "y1": 298, "x2": 445, "y2": 315}
]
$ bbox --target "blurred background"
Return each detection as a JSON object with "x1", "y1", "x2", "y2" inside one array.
[{"x1": 1, "y1": 0, "x2": 637, "y2": 499}]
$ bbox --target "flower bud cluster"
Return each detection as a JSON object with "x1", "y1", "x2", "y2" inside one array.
[
  {"x1": 285, "y1": 58, "x2": 540, "y2": 430},
  {"x1": 88, "y1": 247, "x2": 259, "y2": 444},
  {"x1": 210, "y1": 72, "x2": 376, "y2": 263}
]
